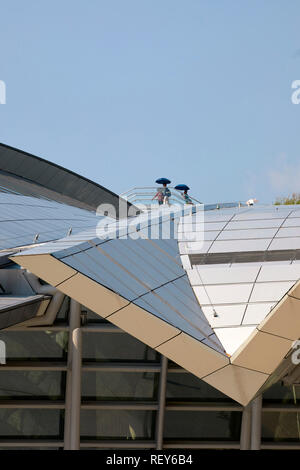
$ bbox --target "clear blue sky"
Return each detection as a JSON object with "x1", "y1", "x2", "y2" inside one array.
[{"x1": 0, "y1": 0, "x2": 300, "y2": 204}]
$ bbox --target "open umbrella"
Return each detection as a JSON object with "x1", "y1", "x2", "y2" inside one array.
[
  {"x1": 155, "y1": 178, "x2": 171, "y2": 185},
  {"x1": 174, "y1": 184, "x2": 190, "y2": 191}
]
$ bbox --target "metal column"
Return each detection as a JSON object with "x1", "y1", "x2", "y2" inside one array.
[
  {"x1": 240, "y1": 403, "x2": 252, "y2": 450},
  {"x1": 250, "y1": 395, "x2": 262, "y2": 450},
  {"x1": 64, "y1": 299, "x2": 81, "y2": 450},
  {"x1": 156, "y1": 355, "x2": 168, "y2": 450}
]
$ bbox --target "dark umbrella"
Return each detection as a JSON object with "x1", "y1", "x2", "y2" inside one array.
[
  {"x1": 175, "y1": 184, "x2": 190, "y2": 191},
  {"x1": 156, "y1": 178, "x2": 171, "y2": 185}
]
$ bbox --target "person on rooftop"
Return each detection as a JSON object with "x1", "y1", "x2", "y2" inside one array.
[
  {"x1": 162, "y1": 183, "x2": 171, "y2": 205},
  {"x1": 182, "y1": 189, "x2": 193, "y2": 204},
  {"x1": 152, "y1": 189, "x2": 164, "y2": 205},
  {"x1": 154, "y1": 178, "x2": 172, "y2": 205},
  {"x1": 174, "y1": 184, "x2": 193, "y2": 204}
]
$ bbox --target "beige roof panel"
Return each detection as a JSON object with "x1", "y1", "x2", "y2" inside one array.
[
  {"x1": 231, "y1": 329, "x2": 292, "y2": 374},
  {"x1": 108, "y1": 303, "x2": 181, "y2": 349},
  {"x1": 203, "y1": 364, "x2": 269, "y2": 406},
  {"x1": 55, "y1": 272, "x2": 130, "y2": 318},
  {"x1": 258, "y1": 294, "x2": 300, "y2": 341},
  {"x1": 11, "y1": 254, "x2": 77, "y2": 287},
  {"x1": 156, "y1": 332, "x2": 229, "y2": 378}
]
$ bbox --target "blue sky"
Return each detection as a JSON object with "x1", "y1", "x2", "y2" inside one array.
[{"x1": 0, "y1": 0, "x2": 300, "y2": 204}]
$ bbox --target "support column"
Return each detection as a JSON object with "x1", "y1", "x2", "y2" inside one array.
[
  {"x1": 240, "y1": 403, "x2": 252, "y2": 450},
  {"x1": 69, "y1": 327, "x2": 82, "y2": 450},
  {"x1": 156, "y1": 355, "x2": 168, "y2": 450},
  {"x1": 250, "y1": 394, "x2": 262, "y2": 450},
  {"x1": 64, "y1": 299, "x2": 81, "y2": 450}
]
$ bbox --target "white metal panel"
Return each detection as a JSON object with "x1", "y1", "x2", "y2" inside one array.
[
  {"x1": 214, "y1": 326, "x2": 257, "y2": 356},
  {"x1": 194, "y1": 283, "x2": 253, "y2": 305},
  {"x1": 249, "y1": 281, "x2": 295, "y2": 302},
  {"x1": 242, "y1": 303, "x2": 276, "y2": 325},
  {"x1": 208, "y1": 238, "x2": 271, "y2": 253},
  {"x1": 194, "y1": 265, "x2": 260, "y2": 285}
]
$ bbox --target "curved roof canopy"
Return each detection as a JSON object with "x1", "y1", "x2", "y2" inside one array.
[{"x1": 0, "y1": 143, "x2": 135, "y2": 218}]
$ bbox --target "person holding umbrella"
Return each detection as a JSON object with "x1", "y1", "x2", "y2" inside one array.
[
  {"x1": 154, "y1": 178, "x2": 172, "y2": 205},
  {"x1": 152, "y1": 188, "x2": 164, "y2": 205},
  {"x1": 175, "y1": 184, "x2": 193, "y2": 204}
]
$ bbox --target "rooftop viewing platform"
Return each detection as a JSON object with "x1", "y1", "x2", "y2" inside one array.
[{"x1": 120, "y1": 186, "x2": 248, "y2": 213}]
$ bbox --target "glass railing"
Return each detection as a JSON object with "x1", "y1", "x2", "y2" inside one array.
[
  {"x1": 120, "y1": 187, "x2": 246, "y2": 213},
  {"x1": 120, "y1": 186, "x2": 202, "y2": 209}
]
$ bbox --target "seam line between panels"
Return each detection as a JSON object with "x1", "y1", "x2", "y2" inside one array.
[
  {"x1": 287, "y1": 293, "x2": 300, "y2": 301},
  {"x1": 154, "y1": 331, "x2": 183, "y2": 350},
  {"x1": 206, "y1": 213, "x2": 238, "y2": 254},
  {"x1": 145, "y1": 238, "x2": 183, "y2": 268},
  {"x1": 265, "y1": 211, "x2": 294, "y2": 251},
  {"x1": 240, "y1": 267, "x2": 262, "y2": 325},
  {"x1": 88, "y1": 239, "x2": 160, "y2": 293},
  {"x1": 97, "y1": 239, "x2": 175, "y2": 287},
  {"x1": 226, "y1": 362, "x2": 271, "y2": 377},
  {"x1": 254, "y1": 326, "x2": 295, "y2": 342},
  {"x1": 131, "y1": 290, "x2": 219, "y2": 349},
  {"x1": 198, "y1": 363, "x2": 230, "y2": 380},
  {"x1": 55, "y1": 272, "x2": 78, "y2": 288},
  {"x1": 73, "y1": 248, "x2": 142, "y2": 300}
]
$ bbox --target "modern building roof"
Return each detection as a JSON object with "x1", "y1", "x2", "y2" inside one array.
[
  {"x1": 10, "y1": 201, "x2": 300, "y2": 405},
  {"x1": 1, "y1": 145, "x2": 300, "y2": 406},
  {"x1": 0, "y1": 143, "x2": 135, "y2": 217}
]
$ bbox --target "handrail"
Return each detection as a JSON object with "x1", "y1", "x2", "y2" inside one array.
[{"x1": 120, "y1": 186, "x2": 203, "y2": 206}]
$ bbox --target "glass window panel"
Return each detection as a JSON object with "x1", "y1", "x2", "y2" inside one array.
[
  {"x1": 0, "y1": 409, "x2": 64, "y2": 439},
  {"x1": 82, "y1": 332, "x2": 159, "y2": 362},
  {"x1": 80, "y1": 410, "x2": 155, "y2": 440},
  {"x1": 263, "y1": 383, "x2": 300, "y2": 404},
  {"x1": 166, "y1": 372, "x2": 235, "y2": 402},
  {"x1": 82, "y1": 306, "x2": 108, "y2": 323},
  {"x1": 0, "y1": 371, "x2": 65, "y2": 400},
  {"x1": 0, "y1": 331, "x2": 68, "y2": 361},
  {"x1": 55, "y1": 296, "x2": 69, "y2": 322},
  {"x1": 81, "y1": 372, "x2": 159, "y2": 401},
  {"x1": 262, "y1": 412, "x2": 300, "y2": 441},
  {"x1": 164, "y1": 411, "x2": 241, "y2": 440}
]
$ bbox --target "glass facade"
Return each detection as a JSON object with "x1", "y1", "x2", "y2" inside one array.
[{"x1": 0, "y1": 296, "x2": 299, "y2": 449}]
